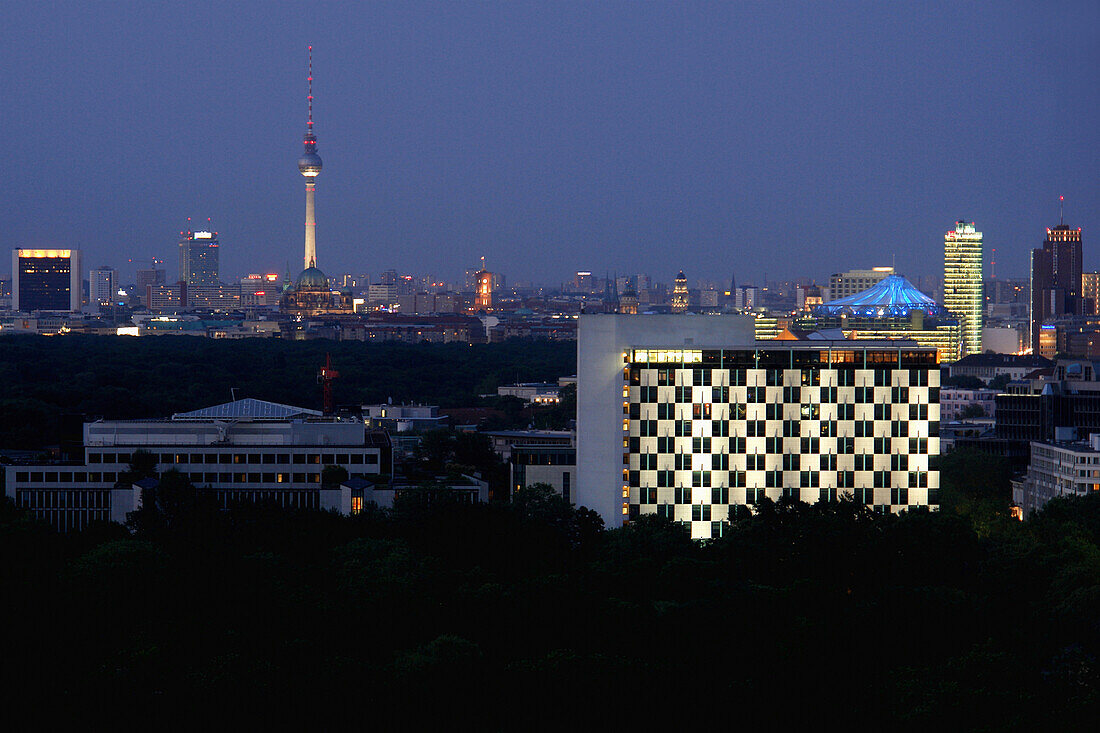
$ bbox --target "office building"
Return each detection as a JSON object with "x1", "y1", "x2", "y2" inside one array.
[
  {"x1": 1016, "y1": 434, "x2": 1100, "y2": 517},
  {"x1": 1083, "y1": 272, "x2": 1100, "y2": 316},
  {"x1": 3, "y1": 398, "x2": 390, "y2": 532},
  {"x1": 943, "y1": 221, "x2": 983, "y2": 356},
  {"x1": 89, "y1": 266, "x2": 117, "y2": 306},
  {"x1": 1031, "y1": 211, "x2": 1084, "y2": 352},
  {"x1": 178, "y1": 230, "x2": 220, "y2": 288},
  {"x1": 576, "y1": 315, "x2": 940, "y2": 538},
  {"x1": 136, "y1": 263, "x2": 166, "y2": 293},
  {"x1": 828, "y1": 267, "x2": 894, "y2": 301},
  {"x1": 11, "y1": 248, "x2": 82, "y2": 313},
  {"x1": 240, "y1": 274, "x2": 284, "y2": 308}
]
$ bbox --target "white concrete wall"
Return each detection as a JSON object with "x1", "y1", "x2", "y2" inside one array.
[{"x1": 575, "y1": 314, "x2": 755, "y2": 528}]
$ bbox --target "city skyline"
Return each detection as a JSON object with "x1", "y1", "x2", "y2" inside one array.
[{"x1": 1, "y1": 2, "x2": 1096, "y2": 283}]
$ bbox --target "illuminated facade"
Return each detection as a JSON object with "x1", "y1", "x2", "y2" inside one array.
[
  {"x1": 475, "y1": 269, "x2": 493, "y2": 311},
  {"x1": 11, "y1": 248, "x2": 83, "y2": 313},
  {"x1": 1082, "y1": 272, "x2": 1100, "y2": 316},
  {"x1": 576, "y1": 315, "x2": 940, "y2": 539},
  {"x1": 671, "y1": 271, "x2": 688, "y2": 313},
  {"x1": 943, "y1": 221, "x2": 983, "y2": 356}
]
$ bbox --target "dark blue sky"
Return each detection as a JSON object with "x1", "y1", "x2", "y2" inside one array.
[{"x1": 2, "y1": 1, "x2": 1096, "y2": 287}]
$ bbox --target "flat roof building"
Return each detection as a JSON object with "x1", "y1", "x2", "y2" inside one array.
[
  {"x1": 1017, "y1": 433, "x2": 1100, "y2": 517},
  {"x1": 4, "y1": 398, "x2": 389, "y2": 532},
  {"x1": 12, "y1": 248, "x2": 82, "y2": 313}
]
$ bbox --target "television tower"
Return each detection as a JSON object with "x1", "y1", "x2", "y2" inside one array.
[{"x1": 297, "y1": 46, "x2": 323, "y2": 271}]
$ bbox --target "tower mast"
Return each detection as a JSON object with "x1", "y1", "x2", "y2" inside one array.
[{"x1": 298, "y1": 46, "x2": 323, "y2": 271}]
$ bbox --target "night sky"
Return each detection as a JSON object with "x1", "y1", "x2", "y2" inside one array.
[{"x1": 2, "y1": 1, "x2": 1097, "y2": 287}]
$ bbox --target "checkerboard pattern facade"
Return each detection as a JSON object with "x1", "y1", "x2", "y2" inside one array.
[{"x1": 623, "y1": 346, "x2": 940, "y2": 539}]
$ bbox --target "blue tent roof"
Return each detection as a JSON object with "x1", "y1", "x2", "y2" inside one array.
[{"x1": 814, "y1": 275, "x2": 951, "y2": 318}]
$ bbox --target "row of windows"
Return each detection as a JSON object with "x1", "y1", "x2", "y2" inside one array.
[
  {"x1": 24, "y1": 508, "x2": 109, "y2": 533},
  {"x1": 13, "y1": 471, "x2": 336, "y2": 485},
  {"x1": 634, "y1": 485, "x2": 936, "y2": 509},
  {"x1": 89, "y1": 451, "x2": 379, "y2": 466},
  {"x1": 628, "y1": 436, "x2": 930, "y2": 456},
  {"x1": 631, "y1": 470, "x2": 931, "y2": 490},
  {"x1": 634, "y1": 418, "x2": 935, "y2": 439},
  {"x1": 17, "y1": 471, "x2": 118, "y2": 483},
  {"x1": 17, "y1": 489, "x2": 110, "y2": 510},
  {"x1": 630, "y1": 367, "x2": 934, "y2": 388},
  {"x1": 635, "y1": 451, "x2": 928, "y2": 472},
  {"x1": 214, "y1": 490, "x2": 321, "y2": 511}
]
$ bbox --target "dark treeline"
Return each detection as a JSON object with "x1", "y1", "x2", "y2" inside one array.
[
  {"x1": 0, "y1": 336, "x2": 577, "y2": 448},
  {"x1": 1, "y1": 480, "x2": 1097, "y2": 727}
]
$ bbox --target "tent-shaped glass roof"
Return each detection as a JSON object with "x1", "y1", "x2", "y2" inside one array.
[
  {"x1": 172, "y1": 398, "x2": 322, "y2": 421},
  {"x1": 814, "y1": 275, "x2": 952, "y2": 319}
]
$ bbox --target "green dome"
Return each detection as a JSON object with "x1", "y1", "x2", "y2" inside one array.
[{"x1": 296, "y1": 266, "x2": 328, "y2": 290}]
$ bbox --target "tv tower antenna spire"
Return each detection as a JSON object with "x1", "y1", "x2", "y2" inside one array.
[{"x1": 298, "y1": 45, "x2": 323, "y2": 271}]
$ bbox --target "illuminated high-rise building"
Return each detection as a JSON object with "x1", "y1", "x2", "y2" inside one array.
[
  {"x1": 671, "y1": 270, "x2": 688, "y2": 313},
  {"x1": 943, "y1": 220, "x2": 983, "y2": 356},
  {"x1": 11, "y1": 248, "x2": 82, "y2": 312},
  {"x1": 1030, "y1": 199, "x2": 1083, "y2": 352},
  {"x1": 89, "y1": 266, "x2": 117, "y2": 306},
  {"x1": 178, "y1": 228, "x2": 219, "y2": 287}
]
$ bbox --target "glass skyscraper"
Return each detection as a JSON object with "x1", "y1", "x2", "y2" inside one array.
[
  {"x1": 943, "y1": 221, "x2": 983, "y2": 357},
  {"x1": 178, "y1": 230, "x2": 220, "y2": 287}
]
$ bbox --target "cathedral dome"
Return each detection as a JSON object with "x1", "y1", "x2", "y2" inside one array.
[{"x1": 296, "y1": 266, "x2": 328, "y2": 291}]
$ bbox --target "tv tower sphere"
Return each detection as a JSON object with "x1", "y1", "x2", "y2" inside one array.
[{"x1": 298, "y1": 141, "x2": 323, "y2": 177}]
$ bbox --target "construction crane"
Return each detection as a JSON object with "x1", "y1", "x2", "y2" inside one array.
[{"x1": 318, "y1": 353, "x2": 339, "y2": 415}]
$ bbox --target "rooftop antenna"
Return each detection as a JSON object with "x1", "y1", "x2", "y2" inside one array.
[{"x1": 1060, "y1": 195, "x2": 1065, "y2": 226}]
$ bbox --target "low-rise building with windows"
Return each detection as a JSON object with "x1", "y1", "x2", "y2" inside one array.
[
  {"x1": 1017, "y1": 433, "x2": 1100, "y2": 517},
  {"x1": 4, "y1": 398, "x2": 390, "y2": 532}
]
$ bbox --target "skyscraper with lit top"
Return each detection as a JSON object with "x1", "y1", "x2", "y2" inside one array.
[
  {"x1": 1030, "y1": 198, "x2": 1083, "y2": 352},
  {"x1": 943, "y1": 220, "x2": 983, "y2": 357}
]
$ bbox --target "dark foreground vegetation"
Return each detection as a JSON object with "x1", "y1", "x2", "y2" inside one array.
[
  {"x1": 0, "y1": 335, "x2": 577, "y2": 448},
  {"x1": 2, "y1": 475, "x2": 1098, "y2": 728}
]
